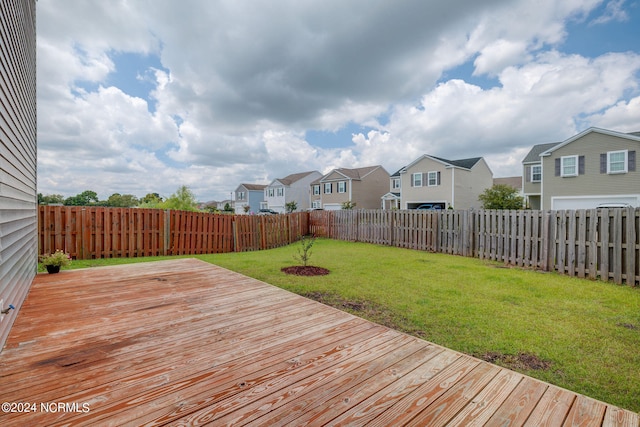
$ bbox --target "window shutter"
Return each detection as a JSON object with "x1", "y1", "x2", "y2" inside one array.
[
  {"x1": 578, "y1": 155, "x2": 585, "y2": 175},
  {"x1": 600, "y1": 153, "x2": 607, "y2": 173},
  {"x1": 555, "y1": 158, "x2": 561, "y2": 176},
  {"x1": 629, "y1": 150, "x2": 636, "y2": 172},
  {"x1": 437, "y1": 171, "x2": 441, "y2": 185},
  {"x1": 525, "y1": 166, "x2": 531, "y2": 182},
  {"x1": 423, "y1": 172, "x2": 428, "y2": 185},
  {"x1": 410, "y1": 175, "x2": 414, "y2": 187}
]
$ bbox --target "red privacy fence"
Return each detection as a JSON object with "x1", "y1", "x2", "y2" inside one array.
[{"x1": 38, "y1": 206, "x2": 309, "y2": 259}]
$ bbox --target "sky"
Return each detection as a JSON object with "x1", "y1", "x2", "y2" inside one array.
[{"x1": 36, "y1": 0, "x2": 640, "y2": 202}]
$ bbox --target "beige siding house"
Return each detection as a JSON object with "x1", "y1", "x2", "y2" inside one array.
[
  {"x1": 399, "y1": 155, "x2": 493, "y2": 210},
  {"x1": 311, "y1": 166, "x2": 389, "y2": 210},
  {"x1": 0, "y1": 0, "x2": 37, "y2": 351},
  {"x1": 538, "y1": 128, "x2": 640, "y2": 210}
]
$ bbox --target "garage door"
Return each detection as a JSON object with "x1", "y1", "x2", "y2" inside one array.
[
  {"x1": 551, "y1": 195, "x2": 639, "y2": 210},
  {"x1": 323, "y1": 204, "x2": 342, "y2": 211}
]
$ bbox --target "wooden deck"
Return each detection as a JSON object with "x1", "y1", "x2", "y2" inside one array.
[{"x1": 0, "y1": 259, "x2": 637, "y2": 426}]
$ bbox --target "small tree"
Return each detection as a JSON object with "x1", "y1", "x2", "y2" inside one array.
[
  {"x1": 285, "y1": 201, "x2": 298, "y2": 213},
  {"x1": 161, "y1": 185, "x2": 199, "y2": 211},
  {"x1": 478, "y1": 184, "x2": 524, "y2": 210},
  {"x1": 293, "y1": 234, "x2": 315, "y2": 266},
  {"x1": 341, "y1": 200, "x2": 357, "y2": 210}
]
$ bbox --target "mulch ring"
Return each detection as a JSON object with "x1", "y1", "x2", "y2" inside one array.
[
  {"x1": 477, "y1": 351, "x2": 552, "y2": 371},
  {"x1": 281, "y1": 266, "x2": 330, "y2": 276}
]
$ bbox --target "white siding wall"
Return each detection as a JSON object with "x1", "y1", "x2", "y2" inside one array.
[{"x1": 0, "y1": 0, "x2": 38, "y2": 351}]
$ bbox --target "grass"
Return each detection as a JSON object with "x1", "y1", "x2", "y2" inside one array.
[{"x1": 62, "y1": 238, "x2": 640, "y2": 412}]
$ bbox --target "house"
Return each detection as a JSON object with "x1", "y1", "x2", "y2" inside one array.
[
  {"x1": 234, "y1": 183, "x2": 266, "y2": 214},
  {"x1": 310, "y1": 165, "x2": 390, "y2": 210},
  {"x1": 522, "y1": 142, "x2": 559, "y2": 209},
  {"x1": 381, "y1": 168, "x2": 402, "y2": 210},
  {"x1": 397, "y1": 155, "x2": 493, "y2": 209},
  {"x1": 263, "y1": 170, "x2": 322, "y2": 213},
  {"x1": 0, "y1": 0, "x2": 37, "y2": 351},
  {"x1": 526, "y1": 127, "x2": 640, "y2": 210}
]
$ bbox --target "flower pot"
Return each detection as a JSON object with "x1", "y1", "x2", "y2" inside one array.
[{"x1": 46, "y1": 265, "x2": 61, "y2": 274}]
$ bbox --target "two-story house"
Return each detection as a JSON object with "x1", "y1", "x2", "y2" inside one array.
[
  {"x1": 523, "y1": 127, "x2": 640, "y2": 210},
  {"x1": 263, "y1": 170, "x2": 322, "y2": 213},
  {"x1": 234, "y1": 184, "x2": 266, "y2": 214},
  {"x1": 310, "y1": 165, "x2": 390, "y2": 210},
  {"x1": 398, "y1": 155, "x2": 493, "y2": 210}
]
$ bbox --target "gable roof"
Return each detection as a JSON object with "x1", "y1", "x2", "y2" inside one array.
[
  {"x1": 273, "y1": 170, "x2": 319, "y2": 186},
  {"x1": 540, "y1": 127, "x2": 640, "y2": 156},
  {"x1": 237, "y1": 183, "x2": 266, "y2": 191},
  {"x1": 318, "y1": 165, "x2": 386, "y2": 182},
  {"x1": 402, "y1": 154, "x2": 483, "y2": 171},
  {"x1": 522, "y1": 142, "x2": 559, "y2": 164}
]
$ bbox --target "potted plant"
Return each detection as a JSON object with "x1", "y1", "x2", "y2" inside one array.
[{"x1": 40, "y1": 249, "x2": 71, "y2": 274}]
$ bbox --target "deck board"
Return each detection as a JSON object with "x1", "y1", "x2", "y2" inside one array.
[{"x1": 0, "y1": 259, "x2": 637, "y2": 426}]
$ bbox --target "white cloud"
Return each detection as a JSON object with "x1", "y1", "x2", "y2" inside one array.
[{"x1": 35, "y1": 0, "x2": 640, "y2": 201}]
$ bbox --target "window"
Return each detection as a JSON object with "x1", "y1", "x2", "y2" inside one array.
[
  {"x1": 313, "y1": 185, "x2": 320, "y2": 195},
  {"x1": 237, "y1": 191, "x2": 245, "y2": 201},
  {"x1": 392, "y1": 178, "x2": 400, "y2": 189},
  {"x1": 561, "y1": 156, "x2": 578, "y2": 177},
  {"x1": 277, "y1": 187, "x2": 284, "y2": 197},
  {"x1": 268, "y1": 188, "x2": 274, "y2": 197},
  {"x1": 608, "y1": 150, "x2": 627, "y2": 174},
  {"x1": 412, "y1": 173, "x2": 422, "y2": 187},
  {"x1": 337, "y1": 181, "x2": 347, "y2": 193},
  {"x1": 427, "y1": 171, "x2": 439, "y2": 186},
  {"x1": 312, "y1": 200, "x2": 321, "y2": 209},
  {"x1": 324, "y1": 183, "x2": 332, "y2": 194},
  {"x1": 531, "y1": 165, "x2": 541, "y2": 182}
]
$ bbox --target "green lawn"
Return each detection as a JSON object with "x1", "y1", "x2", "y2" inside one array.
[{"x1": 64, "y1": 238, "x2": 640, "y2": 412}]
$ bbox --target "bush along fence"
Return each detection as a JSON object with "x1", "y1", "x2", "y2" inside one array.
[
  {"x1": 309, "y1": 208, "x2": 640, "y2": 287},
  {"x1": 38, "y1": 206, "x2": 309, "y2": 259}
]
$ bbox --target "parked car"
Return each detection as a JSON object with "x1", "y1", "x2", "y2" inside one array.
[
  {"x1": 597, "y1": 203, "x2": 633, "y2": 209},
  {"x1": 416, "y1": 204, "x2": 442, "y2": 210},
  {"x1": 258, "y1": 208, "x2": 278, "y2": 215}
]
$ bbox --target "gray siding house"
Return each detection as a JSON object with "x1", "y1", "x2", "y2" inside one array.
[
  {"x1": 522, "y1": 142, "x2": 558, "y2": 209},
  {"x1": 0, "y1": 0, "x2": 38, "y2": 351},
  {"x1": 524, "y1": 128, "x2": 640, "y2": 210},
  {"x1": 264, "y1": 171, "x2": 322, "y2": 213}
]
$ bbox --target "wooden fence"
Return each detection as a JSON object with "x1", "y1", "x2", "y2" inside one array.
[
  {"x1": 39, "y1": 206, "x2": 639, "y2": 286},
  {"x1": 310, "y1": 208, "x2": 640, "y2": 286},
  {"x1": 38, "y1": 206, "x2": 309, "y2": 259}
]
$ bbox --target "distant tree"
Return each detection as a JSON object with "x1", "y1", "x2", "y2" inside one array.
[
  {"x1": 285, "y1": 201, "x2": 298, "y2": 213},
  {"x1": 38, "y1": 193, "x2": 65, "y2": 205},
  {"x1": 139, "y1": 193, "x2": 163, "y2": 207},
  {"x1": 161, "y1": 186, "x2": 199, "y2": 211},
  {"x1": 104, "y1": 193, "x2": 139, "y2": 207},
  {"x1": 202, "y1": 203, "x2": 219, "y2": 213},
  {"x1": 341, "y1": 201, "x2": 357, "y2": 210},
  {"x1": 478, "y1": 184, "x2": 524, "y2": 210},
  {"x1": 64, "y1": 190, "x2": 99, "y2": 206},
  {"x1": 243, "y1": 205, "x2": 251, "y2": 213},
  {"x1": 223, "y1": 202, "x2": 234, "y2": 213}
]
